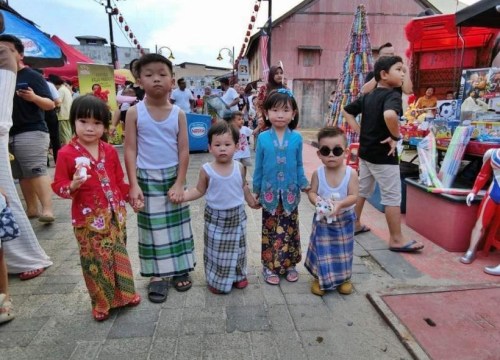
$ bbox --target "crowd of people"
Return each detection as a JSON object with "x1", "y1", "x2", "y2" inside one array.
[{"x1": 0, "y1": 31, "x2": 431, "y2": 325}]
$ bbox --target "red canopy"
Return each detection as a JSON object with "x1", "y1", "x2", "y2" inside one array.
[
  {"x1": 43, "y1": 35, "x2": 127, "y2": 85},
  {"x1": 43, "y1": 35, "x2": 94, "y2": 81},
  {"x1": 405, "y1": 14, "x2": 499, "y2": 55}
]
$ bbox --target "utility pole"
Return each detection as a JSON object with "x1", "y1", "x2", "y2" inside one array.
[
  {"x1": 268, "y1": 0, "x2": 272, "y2": 66},
  {"x1": 105, "y1": 0, "x2": 117, "y2": 69}
]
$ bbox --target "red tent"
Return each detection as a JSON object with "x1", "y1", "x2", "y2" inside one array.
[
  {"x1": 43, "y1": 35, "x2": 127, "y2": 85},
  {"x1": 43, "y1": 35, "x2": 94, "y2": 82}
]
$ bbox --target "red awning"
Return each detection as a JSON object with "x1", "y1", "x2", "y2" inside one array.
[
  {"x1": 405, "y1": 14, "x2": 499, "y2": 54},
  {"x1": 43, "y1": 35, "x2": 94, "y2": 80}
]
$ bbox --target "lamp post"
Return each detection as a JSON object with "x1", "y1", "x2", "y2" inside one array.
[
  {"x1": 155, "y1": 45, "x2": 175, "y2": 61},
  {"x1": 104, "y1": 0, "x2": 118, "y2": 69},
  {"x1": 217, "y1": 46, "x2": 235, "y2": 83}
]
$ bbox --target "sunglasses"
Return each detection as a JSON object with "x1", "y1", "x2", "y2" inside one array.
[{"x1": 318, "y1": 146, "x2": 345, "y2": 157}]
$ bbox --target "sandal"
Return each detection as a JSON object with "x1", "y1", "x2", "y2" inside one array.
[
  {"x1": 207, "y1": 285, "x2": 226, "y2": 295},
  {"x1": 173, "y1": 274, "x2": 192, "y2": 292},
  {"x1": 0, "y1": 295, "x2": 14, "y2": 324},
  {"x1": 92, "y1": 309, "x2": 109, "y2": 322},
  {"x1": 127, "y1": 294, "x2": 141, "y2": 307},
  {"x1": 262, "y1": 268, "x2": 280, "y2": 285},
  {"x1": 19, "y1": 268, "x2": 44, "y2": 281},
  {"x1": 148, "y1": 279, "x2": 169, "y2": 303},
  {"x1": 233, "y1": 278, "x2": 248, "y2": 289},
  {"x1": 285, "y1": 267, "x2": 299, "y2": 282}
]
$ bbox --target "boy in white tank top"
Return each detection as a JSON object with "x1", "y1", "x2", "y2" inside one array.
[
  {"x1": 305, "y1": 127, "x2": 359, "y2": 296},
  {"x1": 182, "y1": 122, "x2": 260, "y2": 294}
]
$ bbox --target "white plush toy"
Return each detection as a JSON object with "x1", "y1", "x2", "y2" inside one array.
[{"x1": 315, "y1": 194, "x2": 340, "y2": 223}]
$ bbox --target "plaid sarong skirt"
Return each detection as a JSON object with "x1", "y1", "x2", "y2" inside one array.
[
  {"x1": 305, "y1": 209, "x2": 356, "y2": 290},
  {"x1": 137, "y1": 167, "x2": 195, "y2": 277},
  {"x1": 204, "y1": 204, "x2": 247, "y2": 293}
]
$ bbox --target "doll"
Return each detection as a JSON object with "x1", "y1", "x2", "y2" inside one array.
[{"x1": 460, "y1": 148, "x2": 500, "y2": 276}]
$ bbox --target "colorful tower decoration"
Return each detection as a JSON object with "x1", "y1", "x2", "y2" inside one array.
[{"x1": 329, "y1": 4, "x2": 374, "y2": 144}]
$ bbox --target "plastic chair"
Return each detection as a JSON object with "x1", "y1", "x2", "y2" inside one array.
[{"x1": 346, "y1": 142, "x2": 360, "y2": 172}]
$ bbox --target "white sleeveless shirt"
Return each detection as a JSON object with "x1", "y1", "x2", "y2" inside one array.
[
  {"x1": 203, "y1": 161, "x2": 244, "y2": 210},
  {"x1": 136, "y1": 101, "x2": 180, "y2": 169},
  {"x1": 317, "y1": 166, "x2": 355, "y2": 212}
]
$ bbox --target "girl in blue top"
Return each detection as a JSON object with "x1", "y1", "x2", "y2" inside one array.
[{"x1": 253, "y1": 89, "x2": 309, "y2": 285}]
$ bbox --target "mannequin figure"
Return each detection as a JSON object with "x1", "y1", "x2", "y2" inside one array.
[{"x1": 460, "y1": 148, "x2": 500, "y2": 276}]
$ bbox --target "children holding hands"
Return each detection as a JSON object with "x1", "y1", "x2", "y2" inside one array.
[
  {"x1": 181, "y1": 122, "x2": 259, "y2": 294},
  {"x1": 305, "y1": 127, "x2": 358, "y2": 296}
]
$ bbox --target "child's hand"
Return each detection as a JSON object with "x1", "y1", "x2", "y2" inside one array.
[
  {"x1": 129, "y1": 185, "x2": 144, "y2": 210},
  {"x1": 131, "y1": 199, "x2": 144, "y2": 213},
  {"x1": 168, "y1": 183, "x2": 184, "y2": 204},
  {"x1": 70, "y1": 168, "x2": 90, "y2": 192}
]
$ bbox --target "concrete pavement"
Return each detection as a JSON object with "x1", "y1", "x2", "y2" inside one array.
[{"x1": 1, "y1": 141, "x2": 497, "y2": 360}]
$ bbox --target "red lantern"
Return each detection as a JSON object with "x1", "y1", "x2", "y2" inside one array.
[
  {"x1": 140, "y1": 50, "x2": 145, "y2": 55},
  {"x1": 245, "y1": 37, "x2": 249, "y2": 43},
  {"x1": 246, "y1": 30, "x2": 250, "y2": 37},
  {"x1": 112, "y1": 7, "x2": 119, "y2": 15},
  {"x1": 251, "y1": 15, "x2": 255, "y2": 22},
  {"x1": 134, "y1": 39, "x2": 138, "y2": 45},
  {"x1": 254, "y1": 4, "x2": 259, "y2": 11},
  {"x1": 118, "y1": 15, "x2": 123, "y2": 23},
  {"x1": 129, "y1": 32, "x2": 134, "y2": 39},
  {"x1": 137, "y1": 44, "x2": 141, "y2": 49},
  {"x1": 248, "y1": 24, "x2": 252, "y2": 30},
  {"x1": 124, "y1": 25, "x2": 129, "y2": 31}
]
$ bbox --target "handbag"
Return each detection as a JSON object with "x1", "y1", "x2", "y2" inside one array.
[{"x1": 0, "y1": 206, "x2": 20, "y2": 241}]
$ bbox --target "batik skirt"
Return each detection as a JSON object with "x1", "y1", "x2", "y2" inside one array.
[
  {"x1": 74, "y1": 221, "x2": 136, "y2": 313},
  {"x1": 204, "y1": 204, "x2": 247, "y2": 293},
  {"x1": 261, "y1": 202, "x2": 301, "y2": 275},
  {"x1": 137, "y1": 167, "x2": 195, "y2": 277},
  {"x1": 305, "y1": 209, "x2": 356, "y2": 290}
]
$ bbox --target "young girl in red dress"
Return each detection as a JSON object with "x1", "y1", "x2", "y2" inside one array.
[{"x1": 52, "y1": 95, "x2": 142, "y2": 321}]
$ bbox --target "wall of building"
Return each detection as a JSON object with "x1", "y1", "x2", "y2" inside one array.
[{"x1": 248, "y1": 0, "x2": 432, "y2": 128}]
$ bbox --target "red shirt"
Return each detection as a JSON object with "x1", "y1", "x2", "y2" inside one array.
[{"x1": 52, "y1": 138, "x2": 130, "y2": 231}]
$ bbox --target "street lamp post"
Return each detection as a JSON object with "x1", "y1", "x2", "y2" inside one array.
[
  {"x1": 155, "y1": 45, "x2": 175, "y2": 61},
  {"x1": 216, "y1": 46, "x2": 235, "y2": 83},
  {"x1": 105, "y1": 0, "x2": 118, "y2": 69}
]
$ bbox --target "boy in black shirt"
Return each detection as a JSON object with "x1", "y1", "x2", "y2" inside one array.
[{"x1": 343, "y1": 56, "x2": 424, "y2": 253}]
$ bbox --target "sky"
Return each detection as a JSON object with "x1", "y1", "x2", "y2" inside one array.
[{"x1": 6, "y1": 0, "x2": 479, "y2": 68}]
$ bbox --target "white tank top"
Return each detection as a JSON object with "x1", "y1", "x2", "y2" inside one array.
[
  {"x1": 203, "y1": 161, "x2": 244, "y2": 210},
  {"x1": 317, "y1": 166, "x2": 355, "y2": 211},
  {"x1": 136, "y1": 101, "x2": 180, "y2": 169}
]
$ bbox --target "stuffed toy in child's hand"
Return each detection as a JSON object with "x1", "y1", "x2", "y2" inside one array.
[{"x1": 315, "y1": 194, "x2": 340, "y2": 223}]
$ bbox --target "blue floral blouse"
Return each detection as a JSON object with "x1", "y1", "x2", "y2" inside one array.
[{"x1": 253, "y1": 128, "x2": 309, "y2": 215}]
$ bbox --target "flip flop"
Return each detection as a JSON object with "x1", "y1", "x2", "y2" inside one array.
[
  {"x1": 92, "y1": 309, "x2": 109, "y2": 322},
  {"x1": 233, "y1": 278, "x2": 248, "y2": 289},
  {"x1": 354, "y1": 225, "x2": 371, "y2": 235},
  {"x1": 0, "y1": 297, "x2": 15, "y2": 324},
  {"x1": 19, "y1": 268, "x2": 44, "y2": 281},
  {"x1": 389, "y1": 240, "x2": 424, "y2": 253},
  {"x1": 173, "y1": 274, "x2": 192, "y2": 292},
  {"x1": 148, "y1": 279, "x2": 169, "y2": 303},
  {"x1": 262, "y1": 268, "x2": 280, "y2": 285},
  {"x1": 285, "y1": 267, "x2": 299, "y2": 282}
]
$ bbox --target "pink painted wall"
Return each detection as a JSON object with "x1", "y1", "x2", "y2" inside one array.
[{"x1": 250, "y1": 0, "x2": 431, "y2": 81}]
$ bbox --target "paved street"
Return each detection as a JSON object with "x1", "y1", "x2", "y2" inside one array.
[{"x1": 1, "y1": 142, "x2": 497, "y2": 360}]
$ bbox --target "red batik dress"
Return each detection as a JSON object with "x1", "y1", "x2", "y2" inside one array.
[{"x1": 52, "y1": 137, "x2": 136, "y2": 314}]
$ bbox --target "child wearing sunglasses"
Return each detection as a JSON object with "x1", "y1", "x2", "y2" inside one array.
[{"x1": 305, "y1": 127, "x2": 359, "y2": 296}]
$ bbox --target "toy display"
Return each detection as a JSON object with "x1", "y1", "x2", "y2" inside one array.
[{"x1": 460, "y1": 148, "x2": 500, "y2": 275}]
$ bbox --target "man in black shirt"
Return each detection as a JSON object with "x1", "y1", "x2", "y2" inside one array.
[
  {"x1": 343, "y1": 56, "x2": 424, "y2": 253},
  {"x1": 361, "y1": 42, "x2": 413, "y2": 95}
]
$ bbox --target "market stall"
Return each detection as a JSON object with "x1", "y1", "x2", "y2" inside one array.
[{"x1": 403, "y1": 9, "x2": 500, "y2": 252}]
